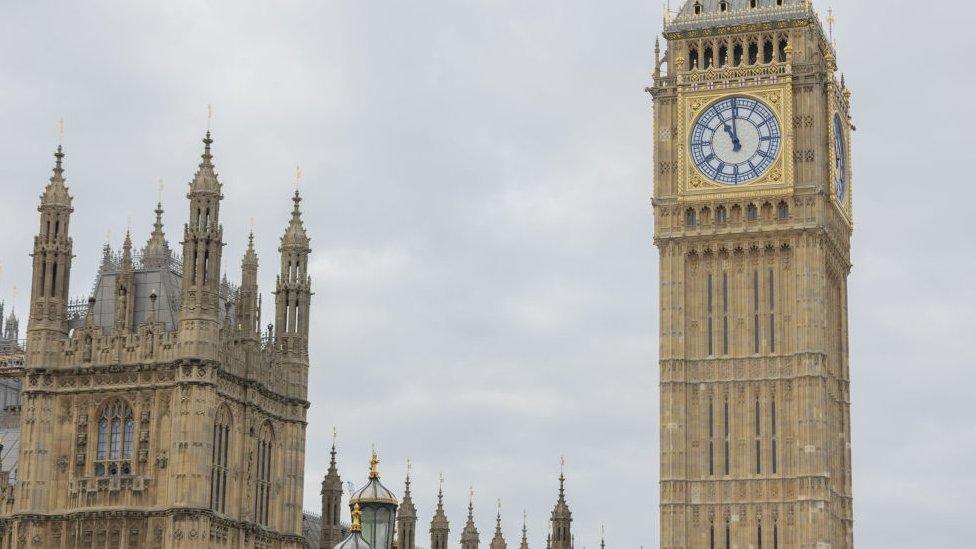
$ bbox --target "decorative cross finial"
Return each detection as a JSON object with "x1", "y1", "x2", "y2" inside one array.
[
  {"x1": 560, "y1": 455, "x2": 565, "y2": 475},
  {"x1": 296, "y1": 164, "x2": 302, "y2": 190},
  {"x1": 331, "y1": 426, "x2": 337, "y2": 445},
  {"x1": 207, "y1": 104, "x2": 213, "y2": 132},
  {"x1": 158, "y1": 179, "x2": 165, "y2": 202},
  {"x1": 58, "y1": 118, "x2": 64, "y2": 145}
]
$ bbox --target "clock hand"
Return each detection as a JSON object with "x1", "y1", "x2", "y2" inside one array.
[
  {"x1": 722, "y1": 123, "x2": 742, "y2": 151},
  {"x1": 730, "y1": 105, "x2": 742, "y2": 152}
]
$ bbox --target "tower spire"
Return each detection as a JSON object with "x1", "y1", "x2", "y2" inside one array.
[
  {"x1": 114, "y1": 230, "x2": 135, "y2": 333},
  {"x1": 274, "y1": 184, "x2": 312, "y2": 398},
  {"x1": 177, "y1": 130, "x2": 225, "y2": 358},
  {"x1": 142, "y1": 198, "x2": 172, "y2": 268},
  {"x1": 461, "y1": 487, "x2": 480, "y2": 549},
  {"x1": 238, "y1": 227, "x2": 260, "y2": 338},
  {"x1": 549, "y1": 463, "x2": 573, "y2": 549},
  {"x1": 430, "y1": 473, "x2": 450, "y2": 549},
  {"x1": 490, "y1": 499, "x2": 507, "y2": 549},
  {"x1": 520, "y1": 511, "x2": 529, "y2": 549},
  {"x1": 27, "y1": 143, "x2": 74, "y2": 361},
  {"x1": 397, "y1": 457, "x2": 417, "y2": 549},
  {"x1": 320, "y1": 428, "x2": 343, "y2": 549}
]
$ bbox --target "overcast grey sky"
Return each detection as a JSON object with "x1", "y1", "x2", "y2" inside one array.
[{"x1": 0, "y1": 1, "x2": 973, "y2": 547}]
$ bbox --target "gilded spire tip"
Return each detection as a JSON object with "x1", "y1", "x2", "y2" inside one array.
[{"x1": 369, "y1": 447, "x2": 380, "y2": 479}]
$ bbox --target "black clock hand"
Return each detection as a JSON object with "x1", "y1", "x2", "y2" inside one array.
[{"x1": 722, "y1": 123, "x2": 742, "y2": 151}]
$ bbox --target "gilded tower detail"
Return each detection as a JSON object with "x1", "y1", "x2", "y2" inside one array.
[
  {"x1": 6, "y1": 134, "x2": 312, "y2": 548},
  {"x1": 648, "y1": 1, "x2": 854, "y2": 548}
]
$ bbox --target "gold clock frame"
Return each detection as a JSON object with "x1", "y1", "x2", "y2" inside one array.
[{"x1": 677, "y1": 83, "x2": 794, "y2": 201}]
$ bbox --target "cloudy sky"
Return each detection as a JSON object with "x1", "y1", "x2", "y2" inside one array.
[{"x1": 0, "y1": 1, "x2": 973, "y2": 547}]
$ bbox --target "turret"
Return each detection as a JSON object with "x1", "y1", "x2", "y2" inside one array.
[
  {"x1": 3, "y1": 307, "x2": 17, "y2": 343},
  {"x1": 519, "y1": 513, "x2": 529, "y2": 549},
  {"x1": 549, "y1": 472, "x2": 572, "y2": 549},
  {"x1": 321, "y1": 437, "x2": 344, "y2": 549},
  {"x1": 238, "y1": 232, "x2": 260, "y2": 338},
  {"x1": 489, "y1": 501, "x2": 507, "y2": 549},
  {"x1": 396, "y1": 463, "x2": 417, "y2": 549},
  {"x1": 141, "y1": 201, "x2": 172, "y2": 269},
  {"x1": 429, "y1": 477, "x2": 450, "y2": 549},
  {"x1": 27, "y1": 144, "x2": 74, "y2": 364},
  {"x1": 177, "y1": 131, "x2": 225, "y2": 358},
  {"x1": 461, "y1": 490, "x2": 480, "y2": 549},
  {"x1": 274, "y1": 189, "x2": 312, "y2": 397},
  {"x1": 113, "y1": 230, "x2": 135, "y2": 333}
]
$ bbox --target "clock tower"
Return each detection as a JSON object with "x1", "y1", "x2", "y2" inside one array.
[{"x1": 648, "y1": 1, "x2": 854, "y2": 548}]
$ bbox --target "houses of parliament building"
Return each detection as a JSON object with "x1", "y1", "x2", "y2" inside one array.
[
  {"x1": 0, "y1": 0, "x2": 856, "y2": 547},
  {"x1": 0, "y1": 131, "x2": 586, "y2": 548}
]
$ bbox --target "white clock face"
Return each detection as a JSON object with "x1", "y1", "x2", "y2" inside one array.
[
  {"x1": 690, "y1": 96, "x2": 782, "y2": 185},
  {"x1": 833, "y1": 113, "x2": 847, "y2": 201}
]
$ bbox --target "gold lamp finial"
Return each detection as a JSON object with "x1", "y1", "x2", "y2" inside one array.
[
  {"x1": 369, "y1": 446, "x2": 380, "y2": 479},
  {"x1": 351, "y1": 503, "x2": 362, "y2": 532}
]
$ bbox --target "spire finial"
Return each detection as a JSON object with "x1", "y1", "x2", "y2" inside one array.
[
  {"x1": 158, "y1": 179, "x2": 165, "y2": 203},
  {"x1": 437, "y1": 472, "x2": 445, "y2": 507},
  {"x1": 468, "y1": 486, "x2": 475, "y2": 519},
  {"x1": 351, "y1": 503, "x2": 363, "y2": 533},
  {"x1": 600, "y1": 525, "x2": 605, "y2": 549},
  {"x1": 296, "y1": 164, "x2": 302, "y2": 190},
  {"x1": 207, "y1": 103, "x2": 213, "y2": 133},
  {"x1": 58, "y1": 118, "x2": 64, "y2": 146},
  {"x1": 827, "y1": 8, "x2": 835, "y2": 43},
  {"x1": 369, "y1": 446, "x2": 380, "y2": 479}
]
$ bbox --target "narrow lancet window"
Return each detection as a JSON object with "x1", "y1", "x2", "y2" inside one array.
[
  {"x1": 724, "y1": 399, "x2": 730, "y2": 475},
  {"x1": 722, "y1": 272, "x2": 729, "y2": 355},
  {"x1": 707, "y1": 273, "x2": 714, "y2": 356}
]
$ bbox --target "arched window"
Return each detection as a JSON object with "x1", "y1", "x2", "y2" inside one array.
[
  {"x1": 716, "y1": 206, "x2": 728, "y2": 224},
  {"x1": 690, "y1": 47, "x2": 700, "y2": 70},
  {"x1": 778, "y1": 38, "x2": 788, "y2": 62},
  {"x1": 777, "y1": 201, "x2": 790, "y2": 220},
  {"x1": 763, "y1": 39, "x2": 774, "y2": 63},
  {"x1": 686, "y1": 208, "x2": 697, "y2": 227},
  {"x1": 95, "y1": 399, "x2": 134, "y2": 477},
  {"x1": 746, "y1": 203, "x2": 759, "y2": 221},
  {"x1": 211, "y1": 405, "x2": 232, "y2": 514},
  {"x1": 750, "y1": 0, "x2": 758, "y2": 7},
  {"x1": 255, "y1": 422, "x2": 274, "y2": 526},
  {"x1": 719, "y1": 1, "x2": 729, "y2": 12},
  {"x1": 694, "y1": 1, "x2": 703, "y2": 15}
]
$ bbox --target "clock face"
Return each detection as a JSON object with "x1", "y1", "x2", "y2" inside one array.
[
  {"x1": 690, "y1": 96, "x2": 782, "y2": 185},
  {"x1": 833, "y1": 113, "x2": 847, "y2": 201}
]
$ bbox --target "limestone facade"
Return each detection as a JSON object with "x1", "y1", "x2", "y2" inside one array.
[
  {"x1": 648, "y1": 1, "x2": 854, "y2": 547},
  {"x1": 2, "y1": 133, "x2": 312, "y2": 548}
]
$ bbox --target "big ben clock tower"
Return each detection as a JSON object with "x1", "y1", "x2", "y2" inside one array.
[{"x1": 648, "y1": 1, "x2": 854, "y2": 548}]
